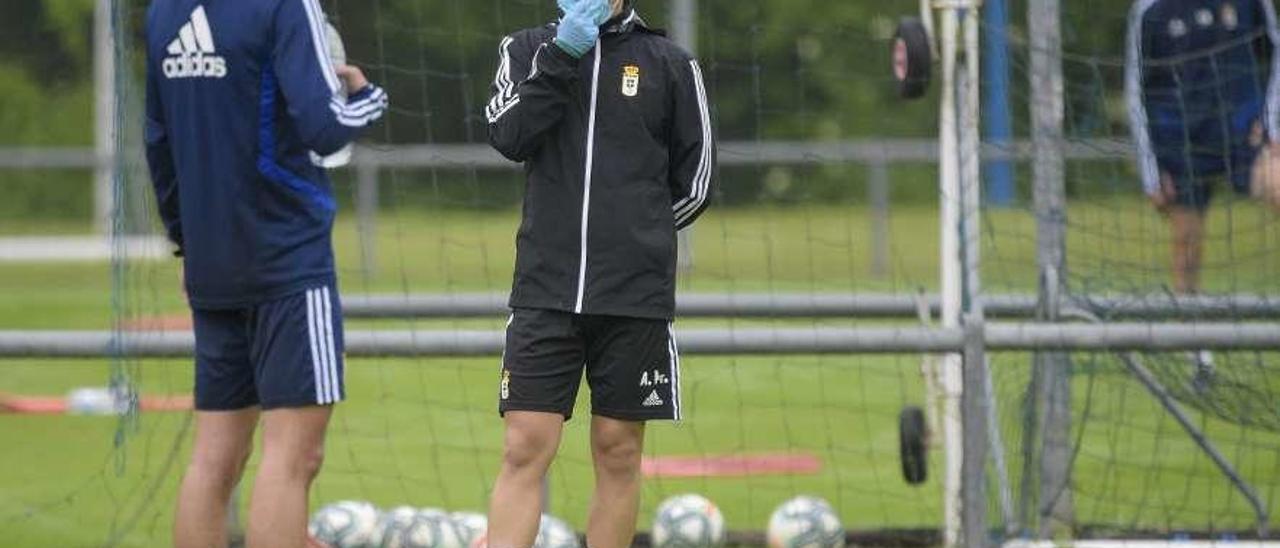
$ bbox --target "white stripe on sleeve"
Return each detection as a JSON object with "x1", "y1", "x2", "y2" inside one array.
[
  {"x1": 1125, "y1": 0, "x2": 1161, "y2": 197},
  {"x1": 330, "y1": 86, "x2": 389, "y2": 127},
  {"x1": 1257, "y1": 0, "x2": 1280, "y2": 138},
  {"x1": 487, "y1": 37, "x2": 523, "y2": 124},
  {"x1": 299, "y1": 0, "x2": 342, "y2": 95},
  {"x1": 674, "y1": 59, "x2": 713, "y2": 225}
]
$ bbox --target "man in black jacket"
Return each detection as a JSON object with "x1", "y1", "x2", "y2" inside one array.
[{"x1": 484, "y1": 0, "x2": 714, "y2": 545}]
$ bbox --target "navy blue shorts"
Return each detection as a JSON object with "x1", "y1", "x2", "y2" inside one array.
[
  {"x1": 1160, "y1": 143, "x2": 1258, "y2": 210},
  {"x1": 1149, "y1": 106, "x2": 1261, "y2": 210},
  {"x1": 193, "y1": 285, "x2": 345, "y2": 411}
]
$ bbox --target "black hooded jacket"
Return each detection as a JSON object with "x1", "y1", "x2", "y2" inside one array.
[{"x1": 486, "y1": 8, "x2": 716, "y2": 320}]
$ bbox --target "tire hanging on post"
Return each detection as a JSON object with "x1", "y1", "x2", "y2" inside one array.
[
  {"x1": 893, "y1": 17, "x2": 933, "y2": 100},
  {"x1": 900, "y1": 406, "x2": 929, "y2": 485}
]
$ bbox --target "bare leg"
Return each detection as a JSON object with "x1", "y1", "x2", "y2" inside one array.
[
  {"x1": 174, "y1": 408, "x2": 259, "y2": 548},
  {"x1": 1167, "y1": 205, "x2": 1217, "y2": 388},
  {"x1": 585, "y1": 417, "x2": 646, "y2": 548},
  {"x1": 487, "y1": 411, "x2": 564, "y2": 548},
  {"x1": 246, "y1": 406, "x2": 332, "y2": 548},
  {"x1": 1168, "y1": 206, "x2": 1207, "y2": 294}
]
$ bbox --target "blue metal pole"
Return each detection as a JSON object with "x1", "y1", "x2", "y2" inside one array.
[{"x1": 984, "y1": 0, "x2": 1016, "y2": 206}]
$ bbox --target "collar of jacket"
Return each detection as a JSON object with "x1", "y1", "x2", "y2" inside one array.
[{"x1": 602, "y1": 8, "x2": 648, "y2": 35}]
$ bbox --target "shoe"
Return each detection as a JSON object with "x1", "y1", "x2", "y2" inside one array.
[{"x1": 1189, "y1": 350, "x2": 1216, "y2": 395}]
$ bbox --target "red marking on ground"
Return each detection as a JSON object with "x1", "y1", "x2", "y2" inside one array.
[
  {"x1": 642, "y1": 452, "x2": 823, "y2": 478},
  {"x1": 0, "y1": 395, "x2": 65, "y2": 414},
  {"x1": 121, "y1": 314, "x2": 192, "y2": 331},
  {"x1": 0, "y1": 394, "x2": 193, "y2": 414}
]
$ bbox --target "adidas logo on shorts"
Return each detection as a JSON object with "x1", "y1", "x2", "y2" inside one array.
[
  {"x1": 642, "y1": 390, "x2": 664, "y2": 407},
  {"x1": 162, "y1": 6, "x2": 228, "y2": 79}
]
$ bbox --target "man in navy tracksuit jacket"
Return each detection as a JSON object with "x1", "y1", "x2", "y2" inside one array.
[
  {"x1": 144, "y1": 0, "x2": 386, "y2": 545},
  {"x1": 1126, "y1": 0, "x2": 1278, "y2": 378},
  {"x1": 1127, "y1": 0, "x2": 1279, "y2": 293}
]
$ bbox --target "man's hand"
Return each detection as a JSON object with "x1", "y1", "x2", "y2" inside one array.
[
  {"x1": 554, "y1": 0, "x2": 610, "y2": 58},
  {"x1": 335, "y1": 64, "x2": 370, "y2": 95},
  {"x1": 1253, "y1": 142, "x2": 1280, "y2": 212},
  {"x1": 1149, "y1": 171, "x2": 1178, "y2": 214}
]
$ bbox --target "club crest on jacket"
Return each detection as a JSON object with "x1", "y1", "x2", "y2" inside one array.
[{"x1": 622, "y1": 65, "x2": 641, "y2": 97}]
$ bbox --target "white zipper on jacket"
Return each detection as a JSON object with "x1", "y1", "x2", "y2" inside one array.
[{"x1": 574, "y1": 40, "x2": 603, "y2": 314}]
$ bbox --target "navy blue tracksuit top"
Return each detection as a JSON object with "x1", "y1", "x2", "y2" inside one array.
[{"x1": 145, "y1": 0, "x2": 387, "y2": 308}]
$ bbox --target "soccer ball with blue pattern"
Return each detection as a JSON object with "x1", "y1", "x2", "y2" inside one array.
[
  {"x1": 449, "y1": 511, "x2": 488, "y2": 547},
  {"x1": 766, "y1": 496, "x2": 845, "y2": 548},
  {"x1": 534, "y1": 514, "x2": 580, "y2": 548},
  {"x1": 309, "y1": 500, "x2": 382, "y2": 548},
  {"x1": 651, "y1": 494, "x2": 726, "y2": 547},
  {"x1": 376, "y1": 506, "x2": 466, "y2": 548}
]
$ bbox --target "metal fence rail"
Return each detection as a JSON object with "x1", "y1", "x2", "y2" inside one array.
[
  {"x1": 3, "y1": 323, "x2": 1277, "y2": 358},
  {"x1": 343, "y1": 292, "x2": 1280, "y2": 319},
  {"x1": 0, "y1": 139, "x2": 1132, "y2": 274}
]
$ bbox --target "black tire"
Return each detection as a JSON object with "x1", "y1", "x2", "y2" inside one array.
[
  {"x1": 899, "y1": 406, "x2": 928, "y2": 485},
  {"x1": 892, "y1": 17, "x2": 932, "y2": 100}
]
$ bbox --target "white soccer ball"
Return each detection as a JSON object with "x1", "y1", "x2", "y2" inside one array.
[
  {"x1": 534, "y1": 514, "x2": 580, "y2": 548},
  {"x1": 766, "y1": 496, "x2": 845, "y2": 548},
  {"x1": 652, "y1": 494, "x2": 726, "y2": 547},
  {"x1": 309, "y1": 500, "x2": 382, "y2": 548},
  {"x1": 450, "y1": 511, "x2": 488, "y2": 547},
  {"x1": 376, "y1": 506, "x2": 466, "y2": 548}
]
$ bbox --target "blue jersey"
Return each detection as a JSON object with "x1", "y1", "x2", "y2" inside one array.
[
  {"x1": 145, "y1": 0, "x2": 387, "y2": 308},
  {"x1": 1126, "y1": 0, "x2": 1280, "y2": 194}
]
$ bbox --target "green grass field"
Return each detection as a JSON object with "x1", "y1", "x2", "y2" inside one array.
[{"x1": 2, "y1": 202, "x2": 1279, "y2": 546}]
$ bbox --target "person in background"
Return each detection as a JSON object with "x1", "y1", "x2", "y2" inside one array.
[{"x1": 1126, "y1": 0, "x2": 1279, "y2": 380}]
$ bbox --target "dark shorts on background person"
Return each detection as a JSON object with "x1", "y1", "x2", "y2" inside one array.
[
  {"x1": 1160, "y1": 143, "x2": 1258, "y2": 210},
  {"x1": 499, "y1": 308, "x2": 682, "y2": 422},
  {"x1": 1150, "y1": 108, "x2": 1261, "y2": 210},
  {"x1": 193, "y1": 284, "x2": 345, "y2": 411}
]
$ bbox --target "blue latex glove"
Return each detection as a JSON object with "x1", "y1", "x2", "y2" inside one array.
[
  {"x1": 554, "y1": 0, "x2": 610, "y2": 58},
  {"x1": 557, "y1": 0, "x2": 579, "y2": 14}
]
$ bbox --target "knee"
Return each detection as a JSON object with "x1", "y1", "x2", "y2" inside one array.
[
  {"x1": 189, "y1": 445, "x2": 252, "y2": 491},
  {"x1": 591, "y1": 430, "x2": 643, "y2": 478},
  {"x1": 262, "y1": 444, "x2": 325, "y2": 483},
  {"x1": 278, "y1": 443, "x2": 326, "y2": 483},
  {"x1": 297, "y1": 447, "x2": 325, "y2": 482},
  {"x1": 501, "y1": 427, "x2": 557, "y2": 473}
]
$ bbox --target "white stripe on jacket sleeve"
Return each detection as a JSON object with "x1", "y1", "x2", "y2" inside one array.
[
  {"x1": 673, "y1": 59, "x2": 713, "y2": 225},
  {"x1": 487, "y1": 37, "x2": 519, "y2": 123},
  {"x1": 1125, "y1": 0, "x2": 1162, "y2": 197},
  {"x1": 487, "y1": 38, "x2": 549, "y2": 124},
  {"x1": 1257, "y1": 0, "x2": 1280, "y2": 138},
  {"x1": 300, "y1": 0, "x2": 341, "y2": 94}
]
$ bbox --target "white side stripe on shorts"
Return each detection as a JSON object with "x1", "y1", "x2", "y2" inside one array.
[
  {"x1": 306, "y1": 289, "x2": 326, "y2": 404},
  {"x1": 307, "y1": 288, "x2": 340, "y2": 404},
  {"x1": 321, "y1": 286, "x2": 341, "y2": 402},
  {"x1": 667, "y1": 323, "x2": 683, "y2": 421}
]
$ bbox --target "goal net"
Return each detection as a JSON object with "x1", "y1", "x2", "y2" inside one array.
[
  {"x1": 4, "y1": 0, "x2": 952, "y2": 546},
  {"x1": 981, "y1": 0, "x2": 1280, "y2": 541},
  {"x1": 3, "y1": 0, "x2": 1280, "y2": 546}
]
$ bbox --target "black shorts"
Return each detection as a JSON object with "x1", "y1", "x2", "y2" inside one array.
[{"x1": 499, "y1": 308, "x2": 682, "y2": 422}]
